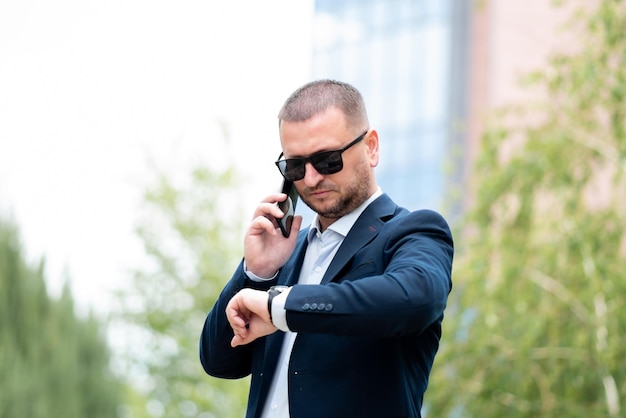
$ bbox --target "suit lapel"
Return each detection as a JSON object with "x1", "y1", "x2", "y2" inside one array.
[
  {"x1": 280, "y1": 226, "x2": 309, "y2": 287},
  {"x1": 321, "y1": 194, "x2": 397, "y2": 284}
]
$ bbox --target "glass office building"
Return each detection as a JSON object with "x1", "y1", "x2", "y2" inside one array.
[{"x1": 313, "y1": 0, "x2": 468, "y2": 216}]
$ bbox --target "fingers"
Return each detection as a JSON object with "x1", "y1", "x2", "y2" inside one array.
[
  {"x1": 260, "y1": 192, "x2": 288, "y2": 204},
  {"x1": 228, "y1": 308, "x2": 250, "y2": 344},
  {"x1": 289, "y1": 215, "x2": 303, "y2": 239},
  {"x1": 231, "y1": 327, "x2": 249, "y2": 347},
  {"x1": 227, "y1": 289, "x2": 278, "y2": 347},
  {"x1": 230, "y1": 317, "x2": 278, "y2": 347},
  {"x1": 230, "y1": 318, "x2": 256, "y2": 347},
  {"x1": 253, "y1": 193, "x2": 289, "y2": 219},
  {"x1": 231, "y1": 334, "x2": 243, "y2": 347},
  {"x1": 226, "y1": 289, "x2": 256, "y2": 342},
  {"x1": 231, "y1": 328, "x2": 254, "y2": 347},
  {"x1": 249, "y1": 213, "x2": 280, "y2": 237},
  {"x1": 248, "y1": 193, "x2": 297, "y2": 237}
]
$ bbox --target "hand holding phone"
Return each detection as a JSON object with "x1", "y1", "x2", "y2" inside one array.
[{"x1": 277, "y1": 180, "x2": 299, "y2": 237}]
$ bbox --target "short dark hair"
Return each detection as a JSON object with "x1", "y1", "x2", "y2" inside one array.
[{"x1": 278, "y1": 79, "x2": 369, "y2": 130}]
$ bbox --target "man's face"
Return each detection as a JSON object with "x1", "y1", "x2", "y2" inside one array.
[{"x1": 279, "y1": 107, "x2": 379, "y2": 230}]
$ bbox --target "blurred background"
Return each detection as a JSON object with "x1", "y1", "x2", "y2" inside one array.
[{"x1": 1, "y1": 0, "x2": 624, "y2": 417}]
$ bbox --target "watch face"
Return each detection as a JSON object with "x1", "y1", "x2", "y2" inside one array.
[{"x1": 270, "y1": 285, "x2": 289, "y2": 293}]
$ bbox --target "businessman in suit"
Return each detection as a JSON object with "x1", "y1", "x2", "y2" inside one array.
[{"x1": 200, "y1": 79, "x2": 453, "y2": 418}]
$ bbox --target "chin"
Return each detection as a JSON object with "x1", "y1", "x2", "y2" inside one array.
[{"x1": 302, "y1": 198, "x2": 336, "y2": 218}]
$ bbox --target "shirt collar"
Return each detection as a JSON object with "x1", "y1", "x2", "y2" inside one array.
[{"x1": 308, "y1": 187, "x2": 382, "y2": 242}]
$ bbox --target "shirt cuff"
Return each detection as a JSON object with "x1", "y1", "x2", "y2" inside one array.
[
  {"x1": 271, "y1": 287, "x2": 292, "y2": 332},
  {"x1": 243, "y1": 260, "x2": 279, "y2": 282}
]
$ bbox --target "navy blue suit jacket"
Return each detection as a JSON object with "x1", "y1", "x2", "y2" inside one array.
[{"x1": 200, "y1": 194, "x2": 454, "y2": 418}]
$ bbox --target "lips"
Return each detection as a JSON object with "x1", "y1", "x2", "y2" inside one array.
[
  {"x1": 304, "y1": 182, "x2": 337, "y2": 197},
  {"x1": 312, "y1": 189, "x2": 328, "y2": 195},
  {"x1": 308, "y1": 189, "x2": 332, "y2": 199}
]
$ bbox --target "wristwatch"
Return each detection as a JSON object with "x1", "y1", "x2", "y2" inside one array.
[{"x1": 267, "y1": 286, "x2": 288, "y2": 323}]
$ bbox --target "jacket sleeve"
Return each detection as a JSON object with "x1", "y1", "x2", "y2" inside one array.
[
  {"x1": 283, "y1": 209, "x2": 454, "y2": 337},
  {"x1": 199, "y1": 261, "x2": 276, "y2": 379}
]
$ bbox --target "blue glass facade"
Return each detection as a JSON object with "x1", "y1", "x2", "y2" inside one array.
[{"x1": 313, "y1": 0, "x2": 468, "y2": 214}]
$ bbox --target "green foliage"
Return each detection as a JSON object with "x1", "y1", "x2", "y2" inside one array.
[
  {"x1": 427, "y1": 1, "x2": 626, "y2": 417},
  {"x1": 0, "y1": 217, "x2": 123, "y2": 418},
  {"x1": 117, "y1": 164, "x2": 249, "y2": 418}
]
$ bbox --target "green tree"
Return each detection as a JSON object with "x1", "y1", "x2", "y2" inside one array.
[
  {"x1": 427, "y1": 1, "x2": 626, "y2": 417},
  {"x1": 0, "y1": 217, "x2": 123, "y2": 417},
  {"x1": 117, "y1": 162, "x2": 249, "y2": 418}
]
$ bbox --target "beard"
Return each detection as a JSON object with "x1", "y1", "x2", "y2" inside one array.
[{"x1": 300, "y1": 164, "x2": 373, "y2": 220}]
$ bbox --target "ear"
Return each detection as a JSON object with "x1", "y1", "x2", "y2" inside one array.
[{"x1": 365, "y1": 129, "x2": 380, "y2": 168}]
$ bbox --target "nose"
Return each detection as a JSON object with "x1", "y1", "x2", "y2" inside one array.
[{"x1": 302, "y1": 162, "x2": 324, "y2": 187}]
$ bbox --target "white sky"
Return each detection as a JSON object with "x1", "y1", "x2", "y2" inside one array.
[{"x1": 0, "y1": 0, "x2": 313, "y2": 315}]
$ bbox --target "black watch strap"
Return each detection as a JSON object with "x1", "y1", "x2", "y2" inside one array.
[{"x1": 267, "y1": 286, "x2": 288, "y2": 323}]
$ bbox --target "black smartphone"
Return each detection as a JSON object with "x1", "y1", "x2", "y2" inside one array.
[{"x1": 277, "y1": 179, "x2": 298, "y2": 238}]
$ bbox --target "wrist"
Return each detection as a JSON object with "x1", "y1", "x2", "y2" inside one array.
[{"x1": 243, "y1": 260, "x2": 279, "y2": 282}]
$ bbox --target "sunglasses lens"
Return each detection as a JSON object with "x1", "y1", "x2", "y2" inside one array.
[
  {"x1": 312, "y1": 151, "x2": 343, "y2": 175},
  {"x1": 278, "y1": 159, "x2": 305, "y2": 181},
  {"x1": 276, "y1": 150, "x2": 345, "y2": 181}
]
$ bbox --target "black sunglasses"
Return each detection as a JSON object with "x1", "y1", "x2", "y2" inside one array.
[{"x1": 275, "y1": 130, "x2": 369, "y2": 181}]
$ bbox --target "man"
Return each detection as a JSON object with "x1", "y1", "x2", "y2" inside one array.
[{"x1": 200, "y1": 79, "x2": 453, "y2": 418}]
